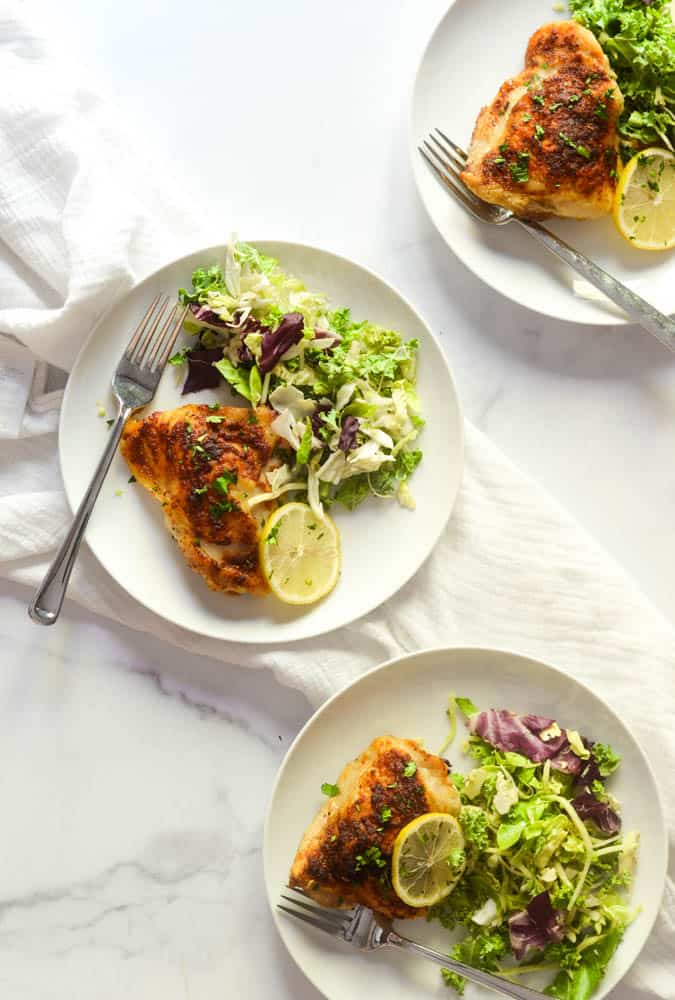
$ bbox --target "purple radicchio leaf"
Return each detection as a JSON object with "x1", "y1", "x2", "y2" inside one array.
[
  {"x1": 520, "y1": 713, "x2": 555, "y2": 731},
  {"x1": 181, "y1": 348, "x2": 224, "y2": 395},
  {"x1": 338, "y1": 415, "x2": 360, "y2": 452},
  {"x1": 234, "y1": 314, "x2": 264, "y2": 366},
  {"x1": 470, "y1": 710, "x2": 564, "y2": 763},
  {"x1": 549, "y1": 735, "x2": 594, "y2": 778},
  {"x1": 520, "y1": 714, "x2": 568, "y2": 754},
  {"x1": 312, "y1": 329, "x2": 341, "y2": 353},
  {"x1": 571, "y1": 792, "x2": 621, "y2": 835},
  {"x1": 259, "y1": 312, "x2": 305, "y2": 374},
  {"x1": 189, "y1": 303, "x2": 230, "y2": 329},
  {"x1": 575, "y1": 749, "x2": 603, "y2": 789},
  {"x1": 548, "y1": 745, "x2": 585, "y2": 777},
  {"x1": 311, "y1": 402, "x2": 332, "y2": 437},
  {"x1": 237, "y1": 340, "x2": 255, "y2": 366},
  {"x1": 508, "y1": 892, "x2": 565, "y2": 960}
]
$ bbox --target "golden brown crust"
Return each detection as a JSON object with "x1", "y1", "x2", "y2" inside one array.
[
  {"x1": 460, "y1": 22, "x2": 623, "y2": 219},
  {"x1": 289, "y1": 736, "x2": 461, "y2": 919},
  {"x1": 121, "y1": 404, "x2": 278, "y2": 594}
]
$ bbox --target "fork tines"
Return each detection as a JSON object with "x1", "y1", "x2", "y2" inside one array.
[
  {"x1": 278, "y1": 886, "x2": 353, "y2": 937},
  {"x1": 418, "y1": 129, "x2": 484, "y2": 214},
  {"x1": 125, "y1": 294, "x2": 189, "y2": 372}
]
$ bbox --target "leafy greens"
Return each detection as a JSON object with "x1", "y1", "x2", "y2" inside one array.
[
  {"x1": 570, "y1": 0, "x2": 675, "y2": 154},
  {"x1": 430, "y1": 696, "x2": 639, "y2": 1000}
]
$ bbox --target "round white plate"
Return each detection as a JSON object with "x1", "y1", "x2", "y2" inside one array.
[
  {"x1": 60, "y1": 242, "x2": 463, "y2": 644},
  {"x1": 264, "y1": 646, "x2": 667, "y2": 999},
  {"x1": 411, "y1": 0, "x2": 675, "y2": 326}
]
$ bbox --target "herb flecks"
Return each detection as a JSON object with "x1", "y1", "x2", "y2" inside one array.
[
  {"x1": 559, "y1": 131, "x2": 592, "y2": 159},
  {"x1": 508, "y1": 151, "x2": 530, "y2": 184},
  {"x1": 354, "y1": 846, "x2": 387, "y2": 872}
]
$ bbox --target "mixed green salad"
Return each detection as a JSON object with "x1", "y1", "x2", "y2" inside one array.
[
  {"x1": 569, "y1": 0, "x2": 675, "y2": 155},
  {"x1": 432, "y1": 696, "x2": 638, "y2": 999},
  {"x1": 171, "y1": 240, "x2": 424, "y2": 520}
]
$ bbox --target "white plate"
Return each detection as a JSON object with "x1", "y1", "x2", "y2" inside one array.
[
  {"x1": 59, "y1": 242, "x2": 463, "y2": 644},
  {"x1": 264, "y1": 646, "x2": 667, "y2": 999},
  {"x1": 411, "y1": 0, "x2": 675, "y2": 326}
]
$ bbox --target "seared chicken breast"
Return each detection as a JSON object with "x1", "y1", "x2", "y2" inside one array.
[
  {"x1": 461, "y1": 21, "x2": 623, "y2": 219},
  {"x1": 121, "y1": 404, "x2": 278, "y2": 595},
  {"x1": 289, "y1": 736, "x2": 461, "y2": 919}
]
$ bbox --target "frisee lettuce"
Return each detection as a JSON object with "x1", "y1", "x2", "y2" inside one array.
[{"x1": 570, "y1": 0, "x2": 675, "y2": 154}]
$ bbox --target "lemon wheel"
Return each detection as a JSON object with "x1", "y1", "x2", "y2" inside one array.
[
  {"x1": 391, "y1": 812, "x2": 465, "y2": 908},
  {"x1": 259, "y1": 502, "x2": 340, "y2": 605},
  {"x1": 614, "y1": 147, "x2": 675, "y2": 251}
]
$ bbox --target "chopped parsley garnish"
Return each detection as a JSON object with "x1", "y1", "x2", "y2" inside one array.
[
  {"x1": 522, "y1": 113, "x2": 532, "y2": 123},
  {"x1": 534, "y1": 123, "x2": 545, "y2": 140},
  {"x1": 192, "y1": 485, "x2": 208, "y2": 496},
  {"x1": 266, "y1": 523, "x2": 281, "y2": 546},
  {"x1": 210, "y1": 499, "x2": 236, "y2": 516},
  {"x1": 354, "y1": 846, "x2": 387, "y2": 872},
  {"x1": 205, "y1": 414, "x2": 224, "y2": 423},
  {"x1": 321, "y1": 782, "x2": 340, "y2": 797},
  {"x1": 247, "y1": 410, "x2": 258, "y2": 424},
  {"x1": 508, "y1": 151, "x2": 530, "y2": 184},
  {"x1": 380, "y1": 806, "x2": 392, "y2": 822},
  {"x1": 532, "y1": 92, "x2": 546, "y2": 107},
  {"x1": 127, "y1": 475, "x2": 137, "y2": 484},
  {"x1": 213, "y1": 470, "x2": 238, "y2": 494},
  {"x1": 105, "y1": 419, "x2": 114, "y2": 428},
  {"x1": 403, "y1": 760, "x2": 417, "y2": 778},
  {"x1": 559, "y1": 132, "x2": 592, "y2": 158},
  {"x1": 493, "y1": 156, "x2": 506, "y2": 165}
]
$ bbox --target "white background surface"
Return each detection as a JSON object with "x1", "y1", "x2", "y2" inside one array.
[{"x1": 2, "y1": 1, "x2": 674, "y2": 996}]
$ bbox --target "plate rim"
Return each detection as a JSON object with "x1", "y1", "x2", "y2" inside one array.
[
  {"x1": 58, "y1": 238, "x2": 465, "y2": 644},
  {"x1": 263, "y1": 642, "x2": 668, "y2": 998},
  {"x1": 408, "y1": 0, "x2": 637, "y2": 328}
]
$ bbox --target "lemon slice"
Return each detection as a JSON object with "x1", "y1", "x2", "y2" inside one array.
[
  {"x1": 614, "y1": 147, "x2": 675, "y2": 250},
  {"x1": 259, "y1": 502, "x2": 340, "y2": 605},
  {"x1": 391, "y1": 812, "x2": 465, "y2": 908}
]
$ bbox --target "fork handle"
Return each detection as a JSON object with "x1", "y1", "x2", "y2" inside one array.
[
  {"x1": 387, "y1": 930, "x2": 547, "y2": 1000},
  {"x1": 28, "y1": 404, "x2": 133, "y2": 626},
  {"x1": 515, "y1": 218, "x2": 675, "y2": 353}
]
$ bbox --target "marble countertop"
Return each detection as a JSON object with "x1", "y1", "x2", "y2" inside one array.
[{"x1": 2, "y1": 0, "x2": 673, "y2": 995}]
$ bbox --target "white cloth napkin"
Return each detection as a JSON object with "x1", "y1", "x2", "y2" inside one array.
[{"x1": 0, "y1": 7, "x2": 673, "y2": 998}]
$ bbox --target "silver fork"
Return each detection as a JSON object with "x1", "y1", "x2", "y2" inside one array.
[
  {"x1": 28, "y1": 295, "x2": 188, "y2": 626},
  {"x1": 419, "y1": 128, "x2": 675, "y2": 354},
  {"x1": 279, "y1": 887, "x2": 547, "y2": 999}
]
